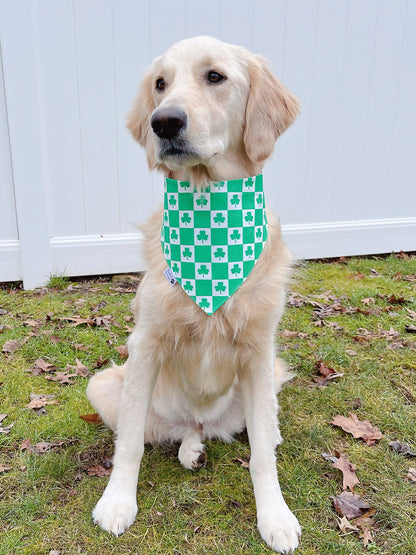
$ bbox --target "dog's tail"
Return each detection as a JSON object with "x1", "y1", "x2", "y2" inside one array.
[{"x1": 274, "y1": 357, "x2": 295, "y2": 394}]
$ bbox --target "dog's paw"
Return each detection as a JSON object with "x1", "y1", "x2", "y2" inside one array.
[
  {"x1": 92, "y1": 490, "x2": 138, "y2": 536},
  {"x1": 178, "y1": 439, "x2": 207, "y2": 470},
  {"x1": 258, "y1": 505, "x2": 301, "y2": 553}
]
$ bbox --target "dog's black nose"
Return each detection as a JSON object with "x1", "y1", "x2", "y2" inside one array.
[{"x1": 151, "y1": 108, "x2": 187, "y2": 140}]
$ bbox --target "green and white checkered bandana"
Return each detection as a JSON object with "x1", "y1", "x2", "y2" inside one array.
[{"x1": 161, "y1": 174, "x2": 268, "y2": 315}]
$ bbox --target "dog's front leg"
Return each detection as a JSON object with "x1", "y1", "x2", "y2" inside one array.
[
  {"x1": 92, "y1": 330, "x2": 159, "y2": 536},
  {"x1": 241, "y1": 351, "x2": 301, "y2": 553}
]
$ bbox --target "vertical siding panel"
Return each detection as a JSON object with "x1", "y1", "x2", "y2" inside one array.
[
  {"x1": 112, "y1": 0, "x2": 154, "y2": 231},
  {"x1": 185, "y1": 0, "x2": 221, "y2": 38},
  {"x1": 73, "y1": 0, "x2": 120, "y2": 235},
  {"x1": 276, "y1": 0, "x2": 318, "y2": 225},
  {"x1": 33, "y1": 1, "x2": 85, "y2": 237},
  {"x1": 330, "y1": 1, "x2": 378, "y2": 222},
  {"x1": 302, "y1": 0, "x2": 349, "y2": 223},
  {"x1": 357, "y1": 0, "x2": 407, "y2": 220},
  {"x1": 384, "y1": 0, "x2": 416, "y2": 218},
  {"x1": 219, "y1": 0, "x2": 254, "y2": 48},
  {"x1": 0, "y1": 47, "x2": 18, "y2": 241}
]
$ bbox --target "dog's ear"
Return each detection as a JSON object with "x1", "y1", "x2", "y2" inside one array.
[
  {"x1": 126, "y1": 68, "x2": 157, "y2": 170},
  {"x1": 244, "y1": 55, "x2": 300, "y2": 164}
]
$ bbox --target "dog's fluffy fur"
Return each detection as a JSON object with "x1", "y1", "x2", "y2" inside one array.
[{"x1": 87, "y1": 36, "x2": 301, "y2": 553}]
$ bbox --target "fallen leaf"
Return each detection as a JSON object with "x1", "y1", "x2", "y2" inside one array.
[
  {"x1": 95, "y1": 356, "x2": 109, "y2": 368},
  {"x1": 333, "y1": 491, "x2": 370, "y2": 519},
  {"x1": 86, "y1": 464, "x2": 112, "y2": 477},
  {"x1": 59, "y1": 316, "x2": 94, "y2": 327},
  {"x1": 46, "y1": 370, "x2": 77, "y2": 385},
  {"x1": 361, "y1": 297, "x2": 375, "y2": 305},
  {"x1": 405, "y1": 324, "x2": 416, "y2": 333},
  {"x1": 333, "y1": 453, "x2": 360, "y2": 491},
  {"x1": 2, "y1": 339, "x2": 22, "y2": 354},
  {"x1": 20, "y1": 439, "x2": 73, "y2": 454},
  {"x1": 354, "y1": 508, "x2": 377, "y2": 547},
  {"x1": 322, "y1": 452, "x2": 338, "y2": 464},
  {"x1": 314, "y1": 361, "x2": 344, "y2": 386},
  {"x1": 26, "y1": 394, "x2": 59, "y2": 411},
  {"x1": 337, "y1": 515, "x2": 359, "y2": 534},
  {"x1": 0, "y1": 414, "x2": 14, "y2": 434},
  {"x1": 406, "y1": 468, "x2": 416, "y2": 482},
  {"x1": 348, "y1": 272, "x2": 366, "y2": 281},
  {"x1": 30, "y1": 358, "x2": 58, "y2": 375},
  {"x1": 389, "y1": 441, "x2": 416, "y2": 457},
  {"x1": 115, "y1": 345, "x2": 129, "y2": 358},
  {"x1": 74, "y1": 358, "x2": 90, "y2": 377},
  {"x1": 0, "y1": 464, "x2": 11, "y2": 473},
  {"x1": 330, "y1": 413, "x2": 383, "y2": 445},
  {"x1": 79, "y1": 413, "x2": 103, "y2": 425},
  {"x1": 280, "y1": 330, "x2": 308, "y2": 339},
  {"x1": 406, "y1": 308, "x2": 416, "y2": 321},
  {"x1": 233, "y1": 456, "x2": 250, "y2": 469}
]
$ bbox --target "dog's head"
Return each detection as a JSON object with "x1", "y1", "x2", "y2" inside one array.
[{"x1": 127, "y1": 36, "x2": 299, "y2": 181}]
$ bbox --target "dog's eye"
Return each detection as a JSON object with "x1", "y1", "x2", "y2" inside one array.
[
  {"x1": 207, "y1": 71, "x2": 225, "y2": 84},
  {"x1": 155, "y1": 78, "x2": 165, "y2": 91}
]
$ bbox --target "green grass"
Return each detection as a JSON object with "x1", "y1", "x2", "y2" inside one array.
[{"x1": 0, "y1": 256, "x2": 415, "y2": 554}]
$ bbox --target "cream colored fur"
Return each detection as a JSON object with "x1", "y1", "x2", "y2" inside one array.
[{"x1": 87, "y1": 36, "x2": 301, "y2": 553}]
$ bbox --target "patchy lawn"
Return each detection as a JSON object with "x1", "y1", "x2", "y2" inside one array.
[{"x1": 0, "y1": 254, "x2": 415, "y2": 555}]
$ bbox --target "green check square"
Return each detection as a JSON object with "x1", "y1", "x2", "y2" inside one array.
[
  {"x1": 169, "y1": 211, "x2": 179, "y2": 227},
  {"x1": 212, "y1": 263, "x2": 228, "y2": 280},
  {"x1": 242, "y1": 192, "x2": 255, "y2": 209},
  {"x1": 196, "y1": 281, "x2": 212, "y2": 296},
  {"x1": 211, "y1": 193, "x2": 228, "y2": 210},
  {"x1": 195, "y1": 246, "x2": 211, "y2": 263},
  {"x1": 228, "y1": 245, "x2": 243, "y2": 262},
  {"x1": 180, "y1": 228, "x2": 194, "y2": 245},
  {"x1": 194, "y1": 211, "x2": 210, "y2": 228},
  {"x1": 178, "y1": 193, "x2": 193, "y2": 210},
  {"x1": 181, "y1": 262, "x2": 195, "y2": 279},
  {"x1": 243, "y1": 227, "x2": 255, "y2": 243},
  {"x1": 211, "y1": 228, "x2": 228, "y2": 245}
]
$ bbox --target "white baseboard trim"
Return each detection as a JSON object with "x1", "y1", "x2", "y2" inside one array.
[
  {"x1": 1, "y1": 218, "x2": 415, "y2": 286},
  {"x1": 282, "y1": 217, "x2": 416, "y2": 259},
  {"x1": 50, "y1": 233, "x2": 144, "y2": 278},
  {"x1": 0, "y1": 239, "x2": 22, "y2": 281}
]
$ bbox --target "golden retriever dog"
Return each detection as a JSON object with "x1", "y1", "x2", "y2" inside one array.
[{"x1": 87, "y1": 36, "x2": 301, "y2": 553}]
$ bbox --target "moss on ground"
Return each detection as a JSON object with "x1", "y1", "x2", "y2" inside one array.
[{"x1": 0, "y1": 255, "x2": 415, "y2": 554}]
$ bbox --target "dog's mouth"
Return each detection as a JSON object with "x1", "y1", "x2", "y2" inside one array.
[{"x1": 157, "y1": 137, "x2": 201, "y2": 166}]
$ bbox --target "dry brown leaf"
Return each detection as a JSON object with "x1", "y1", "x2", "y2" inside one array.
[
  {"x1": 0, "y1": 464, "x2": 11, "y2": 473},
  {"x1": 330, "y1": 413, "x2": 383, "y2": 445},
  {"x1": 2, "y1": 339, "x2": 22, "y2": 354},
  {"x1": 87, "y1": 464, "x2": 112, "y2": 477},
  {"x1": 30, "y1": 358, "x2": 58, "y2": 375},
  {"x1": 79, "y1": 413, "x2": 103, "y2": 425},
  {"x1": 333, "y1": 453, "x2": 360, "y2": 491},
  {"x1": 337, "y1": 515, "x2": 359, "y2": 534},
  {"x1": 389, "y1": 440, "x2": 416, "y2": 457},
  {"x1": 46, "y1": 370, "x2": 77, "y2": 385},
  {"x1": 314, "y1": 360, "x2": 344, "y2": 386},
  {"x1": 26, "y1": 394, "x2": 59, "y2": 410},
  {"x1": 405, "y1": 468, "x2": 416, "y2": 482},
  {"x1": 348, "y1": 272, "x2": 366, "y2": 280},
  {"x1": 333, "y1": 491, "x2": 370, "y2": 519},
  {"x1": 0, "y1": 414, "x2": 14, "y2": 434},
  {"x1": 115, "y1": 345, "x2": 129, "y2": 358},
  {"x1": 233, "y1": 457, "x2": 250, "y2": 469}
]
